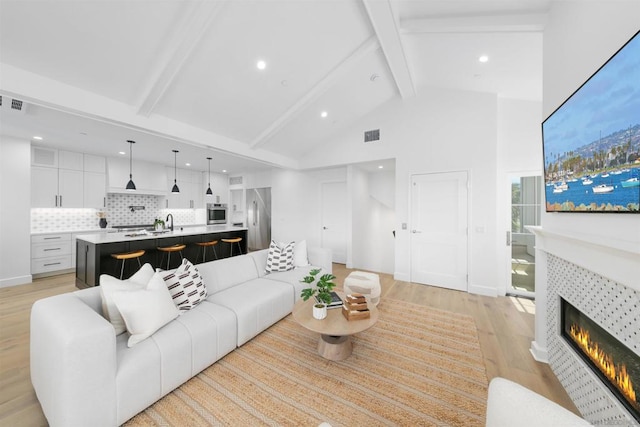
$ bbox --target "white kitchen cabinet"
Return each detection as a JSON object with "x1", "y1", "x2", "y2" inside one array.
[
  {"x1": 31, "y1": 233, "x2": 72, "y2": 275},
  {"x1": 84, "y1": 171, "x2": 106, "y2": 208},
  {"x1": 165, "y1": 167, "x2": 202, "y2": 209},
  {"x1": 84, "y1": 154, "x2": 106, "y2": 173},
  {"x1": 83, "y1": 154, "x2": 106, "y2": 208},
  {"x1": 31, "y1": 146, "x2": 58, "y2": 167},
  {"x1": 58, "y1": 150, "x2": 83, "y2": 171},
  {"x1": 31, "y1": 166, "x2": 84, "y2": 208}
]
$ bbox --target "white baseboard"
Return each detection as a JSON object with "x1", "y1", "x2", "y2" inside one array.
[
  {"x1": 469, "y1": 283, "x2": 498, "y2": 297},
  {"x1": 393, "y1": 272, "x2": 410, "y2": 282},
  {"x1": 0, "y1": 274, "x2": 32, "y2": 289},
  {"x1": 530, "y1": 340, "x2": 549, "y2": 363}
]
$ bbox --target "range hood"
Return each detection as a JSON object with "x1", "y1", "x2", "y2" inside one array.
[{"x1": 106, "y1": 157, "x2": 168, "y2": 196}]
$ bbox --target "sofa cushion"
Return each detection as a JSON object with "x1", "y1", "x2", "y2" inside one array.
[
  {"x1": 196, "y1": 254, "x2": 259, "y2": 294},
  {"x1": 265, "y1": 240, "x2": 295, "y2": 272},
  {"x1": 293, "y1": 239, "x2": 310, "y2": 267},
  {"x1": 100, "y1": 263, "x2": 155, "y2": 334},
  {"x1": 207, "y1": 278, "x2": 294, "y2": 346},
  {"x1": 161, "y1": 259, "x2": 208, "y2": 312},
  {"x1": 263, "y1": 265, "x2": 323, "y2": 303},
  {"x1": 112, "y1": 272, "x2": 180, "y2": 347}
]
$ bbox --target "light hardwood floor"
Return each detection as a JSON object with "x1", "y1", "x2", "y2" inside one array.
[{"x1": 0, "y1": 265, "x2": 578, "y2": 426}]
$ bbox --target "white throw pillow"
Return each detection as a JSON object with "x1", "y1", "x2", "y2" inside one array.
[
  {"x1": 265, "y1": 240, "x2": 295, "y2": 273},
  {"x1": 293, "y1": 240, "x2": 310, "y2": 267},
  {"x1": 162, "y1": 259, "x2": 208, "y2": 312},
  {"x1": 99, "y1": 263, "x2": 155, "y2": 335},
  {"x1": 112, "y1": 272, "x2": 180, "y2": 347}
]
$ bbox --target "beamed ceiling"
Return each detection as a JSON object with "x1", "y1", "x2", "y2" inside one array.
[{"x1": 0, "y1": 0, "x2": 546, "y2": 174}]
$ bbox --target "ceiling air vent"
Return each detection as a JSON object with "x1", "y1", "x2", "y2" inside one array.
[
  {"x1": 364, "y1": 129, "x2": 380, "y2": 143},
  {"x1": 229, "y1": 176, "x2": 243, "y2": 186}
]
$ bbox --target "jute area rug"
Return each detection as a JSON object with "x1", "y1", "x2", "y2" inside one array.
[{"x1": 126, "y1": 299, "x2": 488, "y2": 426}]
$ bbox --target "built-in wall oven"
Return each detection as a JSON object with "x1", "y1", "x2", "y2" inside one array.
[{"x1": 207, "y1": 203, "x2": 228, "y2": 225}]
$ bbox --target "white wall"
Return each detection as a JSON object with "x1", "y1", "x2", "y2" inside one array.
[
  {"x1": 349, "y1": 166, "x2": 395, "y2": 274},
  {"x1": 0, "y1": 136, "x2": 32, "y2": 287},
  {"x1": 300, "y1": 86, "x2": 501, "y2": 295},
  {"x1": 532, "y1": 0, "x2": 640, "y2": 362},
  {"x1": 242, "y1": 167, "x2": 347, "y2": 249}
]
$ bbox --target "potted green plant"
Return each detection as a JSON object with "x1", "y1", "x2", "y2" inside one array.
[
  {"x1": 153, "y1": 218, "x2": 165, "y2": 231},
  {"x1": 300, "y1": 269, "x2": 336, "y2": 320}
]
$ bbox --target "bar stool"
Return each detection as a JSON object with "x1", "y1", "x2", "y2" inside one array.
[
  {"x1": 110, "y1": 250, "x2": 145, "y2": 279},
  {"x1": 221, "y1": 237, "x2": 243, "y2": 257},
  {"x1": 157, "y1": 244, "x2": 186, "y2": 270},
  {"x1": 195, "y1": 240, "x2": 218, "y2": 263}
]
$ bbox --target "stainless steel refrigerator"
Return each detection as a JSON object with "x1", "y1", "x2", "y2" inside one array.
[{"x1": 246, "y1": 187, "x2": 271, "y2": 251}]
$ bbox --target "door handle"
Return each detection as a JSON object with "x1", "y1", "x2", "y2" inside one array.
[
  {"x1": 323, "y1": 226, "x2": 328, "y2": 230},
  {"x1": 506, "y1": 231, "x2": 511, "y2": 246},
  {"x1": 411, "y1": 230, "x2": 421, "y2": 233}
]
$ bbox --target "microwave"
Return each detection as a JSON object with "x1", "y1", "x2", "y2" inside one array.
[{"x1": 207, "y1": 203, "x2": 228, "y2": 225}]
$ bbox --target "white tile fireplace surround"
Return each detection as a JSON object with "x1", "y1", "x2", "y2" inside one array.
[{"x1": 530, "y1": 227, "x2": 640, "y2": 426}]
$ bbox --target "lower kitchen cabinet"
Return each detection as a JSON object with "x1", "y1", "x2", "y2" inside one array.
[{"x1": 31, "y1": 233, "x2": 72, "y2": 275}]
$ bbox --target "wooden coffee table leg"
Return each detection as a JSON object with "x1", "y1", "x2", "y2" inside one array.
[{"x1": 317, "y1": 335, "x2": 352, "y2": 361}]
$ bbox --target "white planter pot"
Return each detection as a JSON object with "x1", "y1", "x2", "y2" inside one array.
[{"x1": 313, "y1": 303, "x2": 327, "y2": 320}]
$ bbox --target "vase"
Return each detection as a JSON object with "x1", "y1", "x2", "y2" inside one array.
[
  {"x1": 99, "y1": 218, "x2": 107, "y2": 229},
  {"x1": 313, "y1": 303, "x2": 327, "y2": 320}
]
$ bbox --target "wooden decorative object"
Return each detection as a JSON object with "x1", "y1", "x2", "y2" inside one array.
[{"x1": 342, "y1": 304, "x2": 371, "y2": 320}]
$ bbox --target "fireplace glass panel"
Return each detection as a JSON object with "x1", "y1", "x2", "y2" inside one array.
[{"x1": 561, "y1": 298, "x2": 640, "y2": 422}]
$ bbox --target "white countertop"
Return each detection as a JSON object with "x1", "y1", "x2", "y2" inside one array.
[{"x1": 75, "y1": 225, "x2": 247, "y2": 244}]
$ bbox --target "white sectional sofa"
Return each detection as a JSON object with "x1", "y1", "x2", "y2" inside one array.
[{"x1": 30, "y1": 246, "x2": 331, "y2": 427}]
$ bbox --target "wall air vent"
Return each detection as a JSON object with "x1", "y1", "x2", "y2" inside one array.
[
  {"x1": 364, "y1": 129, "x2": 380, "y2": 143},
  {"x1": 1, "y1": 97, "x2": 27, "y2": 114},
  {"x1": 229, "y1": 176, "x2": 243, "y2": 186}
]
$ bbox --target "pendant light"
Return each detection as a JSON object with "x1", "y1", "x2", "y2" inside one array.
[
  {"x1": 206, "y1": 157, "x2": 213, "y2": 196},
  {"x1": 171, "y1": 150, "x2": 180, "y2": 193},
  {"x1": 126, "y1": 140, "x2": 136, "y2": 191}
]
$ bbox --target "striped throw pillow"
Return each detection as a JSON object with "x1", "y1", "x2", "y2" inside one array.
[
  {"x1": 265, "y1": 240, "x2": 295, "y2": 273},
  {"x1": 162, "y1": 259, "x2": 208, "y2": 312}
]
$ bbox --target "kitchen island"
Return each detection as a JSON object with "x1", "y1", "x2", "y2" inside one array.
[{"x1": 75, "y1": 225, "x2": 247, "y2": 288}]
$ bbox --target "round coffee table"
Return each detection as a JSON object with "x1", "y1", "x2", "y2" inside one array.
[{"x1": 292, "y1": 292, "x2": 379, "y2": 361}]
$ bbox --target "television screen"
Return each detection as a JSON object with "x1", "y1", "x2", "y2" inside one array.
[{"x1": 542, "y1": 30, "x2": 640, "y2": 213}]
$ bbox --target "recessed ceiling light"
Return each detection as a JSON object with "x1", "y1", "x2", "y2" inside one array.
[
  {"x1": 321, "y1": 111, "x2": 328, "y2": 118},
  {"x1": 118, "y1": 151, "x2": 126, "y2": 155},
  {"x1": 256, "y1": 60, "x2": 266, "y2": 70},
  {"x1": 33, "y1": 136, "x2": 43, "y2": 140},
  {"x1": 378, "y1": 165, "x2": 384, "y2": 169},
  {"x1": 222, "y1": 169, "x2": 227, "y2": 173},
  {"x1": 479, "y1": 55, "x2": 489, "y2": 63},
  {"x1": 185, "y1": 163, "x2": 191, "y2": 167}
]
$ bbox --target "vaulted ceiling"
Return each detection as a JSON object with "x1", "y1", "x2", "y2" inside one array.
[{"x1": 0, "y1": 0, "x2": 546, "y2": 174}]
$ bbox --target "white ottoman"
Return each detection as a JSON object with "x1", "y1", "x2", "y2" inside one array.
[{"x1": 343, "y1": 271, "x2": 381, "y2": 306}]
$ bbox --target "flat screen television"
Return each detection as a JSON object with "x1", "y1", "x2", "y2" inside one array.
[{"x1": 542, "y1": 30, "x2": 640, "y2": 213}]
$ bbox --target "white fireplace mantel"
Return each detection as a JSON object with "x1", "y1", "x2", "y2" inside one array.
[{"x1": 527, "y1": 226, "x2": 640, "y2": 293}]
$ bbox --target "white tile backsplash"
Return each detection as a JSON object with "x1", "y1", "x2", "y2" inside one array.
[{"x1": 31, "y1": 194, "x2": 205, "y2": 232}]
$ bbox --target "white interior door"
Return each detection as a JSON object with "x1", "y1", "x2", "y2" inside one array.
[
  {"x1": 410, "y1": 171, "x2": 468, "y2": 291},
  {"x1": 321, "y1": 181, "x2": 347, "y2": 264}
]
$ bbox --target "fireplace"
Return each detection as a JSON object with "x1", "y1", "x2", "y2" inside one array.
[{"x1": 561, "y1": 298, "x2": 640, "y2": 422}]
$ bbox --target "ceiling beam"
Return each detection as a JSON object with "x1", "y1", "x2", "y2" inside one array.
[
  {"x1": 401, "y1": 13, "x2": 548, "y2": 34},
  {"x1": 136, "y1": 1, "x2": 228, "y2": 117},
  {"x1": 249, "y1": 36, "x2": 380, "y2": 150},
  {"x1": 362, "y1": 0, "x2": 416, "y2": 99}
]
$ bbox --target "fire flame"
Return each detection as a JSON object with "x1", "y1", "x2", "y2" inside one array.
[{"x1": 570, "y1": 324, "x2": 637, "y2": 408}]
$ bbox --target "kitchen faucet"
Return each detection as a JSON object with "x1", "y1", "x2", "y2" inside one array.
[{"x1": 166, "y1": 213, "x2": 174, "y2": 232}]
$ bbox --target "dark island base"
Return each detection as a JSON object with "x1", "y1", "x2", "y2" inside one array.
[{"x1": 76, "y1": 230, "x2": 247, "y2": 288}]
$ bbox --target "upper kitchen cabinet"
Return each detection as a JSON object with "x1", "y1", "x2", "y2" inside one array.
[
  {"x1": 107, "y1": 157, "x2": 167, "y2": 195},
  {"x1": 203, "y1": 172, "x2": 229, "y2": 205},
  {"x1": 165, "y1": 167, "x2": 202, "y2": 209},
  {"x1": 31, "y1": 149, "x2": 107, "y2": 208},
  {"x1": 83, "y1": 154, "x2": 106, "y2": 208},
  {"x1": 31, "y1": 149, "x2": 84, "y2": 208}
]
